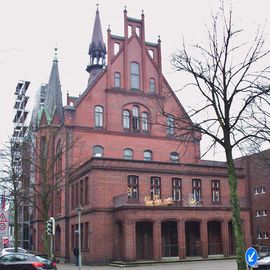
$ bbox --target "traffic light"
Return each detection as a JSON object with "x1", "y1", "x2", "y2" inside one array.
[{"x1": 45, "y1": 217, "x2": 55, "y2": 235}]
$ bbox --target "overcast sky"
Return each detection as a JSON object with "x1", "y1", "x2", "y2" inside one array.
[{"x1": 1, "y1": 0, "x2": 270, "y2": 160}]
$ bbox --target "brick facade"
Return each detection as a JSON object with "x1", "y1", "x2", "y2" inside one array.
[{"x1": 32, "y1": 8, "x2": 252, "y2": 264}]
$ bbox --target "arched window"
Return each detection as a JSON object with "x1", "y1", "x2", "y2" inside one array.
[
  {"x1": 94, "y1": 106, "x2": 103, "y2": 128},
  {"x1": 130, "y1": 62, "x2": 140, "y2": 89},
  {"x1": 144, "y1": 150, "x2": 152, "y2": 161},
  {"x1": 114, "y1": 72, "x2": 121, "y2": 88},
  {"x1": 141, "y1": 112, "x2": 148, "y2": 131},
  {"x1": 123, "y1": 110, "x2": 130, "y2": 129},
  {"x1": 93, "y1": 145, "x2": 104, "y2": 157},
  {"x1": 167, "y1": 114, "x2": 174, "y2": 135},
  {"x1": 124, "y1": 148, "x2": 133, "y2": 160},
  {"x1": 149, "y1": 78, "x2": 155, "y2": 93},
  {"x1": 132, "y1": 106, "x2": 139, "y2": 130},
  {"x1": 170, "y1": 152, "x2": 179, "y2": 162}
]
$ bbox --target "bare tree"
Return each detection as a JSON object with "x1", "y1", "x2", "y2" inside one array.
[
  {"x1": 0, "y1": 139, "x2": 26, "y2": 252},
  {"x1": 22, "y1": 125, "x2": 80, "y2": 257},
  {"x1": 169, "y1": 4, "x2": 270, "y2": 270}
]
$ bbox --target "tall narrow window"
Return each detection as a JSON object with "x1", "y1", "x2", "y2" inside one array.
[
  {"x1": 192, "y1": 179, "x2": 201, "y2": 202},
  {"x1": 94, "y1": 106, "x2": 103, "y2": 128},
  {"x1": 132, "y1": 106, "x2": 139, "y2": 130},
  {"x1": 172, "y1": 178, "x2": 181, "y2": 202},
  {"x1": 84, "y1": 177, "x2": 89, "y2": 204},
  {"x1": 150, "y1": 177, "x2": 161, "y2": 200},
  {"x1": 56, "y1": 140, "x2": 62, "y2": 179},
  {"x1": 80, "y1": 180, "x2": 83, "y2": 205},
  {"x1": 123, "y1": 110, "x2": 130, "y2": 129},
  {"x1": 114, "y1": 72, "x2": 121, "y2": 88},
  {"x1": 85, "y1": 223, "x2": 90, "y2": 249},
  {"x1": 149, "y1": 78, "x2": 155, "y2": 93},
  {"x1": 124, "y1": 148, "x2": 133, "y2": 160},
  {"x1": 130, "y1": 62, "x2": 140, "y2": 89},
  {"x1": 71, "y1": 184, "x2": 75, "y2": 209},
  {"x1": 211, "y1": 180, "x2": 220, "y2": 203},
  {"x1": 167, "y1": 114, "x2": 174, "y2": 135},
  {"x1": 128, "y1": 175, "x2": 139, "y2": 201},
  {"x1": 75, "y1": 182, "x2": 79, "y2": 207},
  {"x1": 144, "y1": 150, "x2": 152, "y2": 161},
  {"x1": 93, "y1": 145, "x2": 104, "y2": 157},
  {"x1": 141, "y1": 112, "x2": 148, "y2": 132}
]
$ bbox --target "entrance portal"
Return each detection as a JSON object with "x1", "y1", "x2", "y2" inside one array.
[
  {"x1": 161, "y1": 221, "x2": 178, "y2": 257},
  {"x1": 208, "y1": 221, "x2": 222, "y2": 255},
  {"x1": 136, "y1": 221, "x2": 153, "y2": 260},
  {"x1": 185, "y1": 221, "x2": 201, "y2": 256}
]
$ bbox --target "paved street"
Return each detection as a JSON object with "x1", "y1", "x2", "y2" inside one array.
[{"x1": 57, "y1": 259, "x2": 237, "y2": 270}]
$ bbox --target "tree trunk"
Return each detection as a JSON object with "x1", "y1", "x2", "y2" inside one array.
[
  {"x1": 225, "y1": 148, "x2": 246, "y2": 270},
  {"x1": 13, "y1": 198, "x2": 19, "y2": 252}
]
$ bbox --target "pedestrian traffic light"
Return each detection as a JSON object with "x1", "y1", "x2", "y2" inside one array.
[{"x1": 45, "y1": 217, "x2": 55, "y2": 235}]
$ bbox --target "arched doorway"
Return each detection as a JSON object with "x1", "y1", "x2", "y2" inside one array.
[
  {"x1": 55, "y1": 225, "x2": 61, "y2": 256},
  {"x1": 185, "y1": 221, "x2": 201, "y2": 256},
  {"x1": 136, "y1": 221, "x2": 153, "y2": 260},
  {"x1": 161, "y1": 221, "x2": 178, "y2": 257},
  {"x1": 208, "y1": 221, "x2": 222, "y2": 255}
]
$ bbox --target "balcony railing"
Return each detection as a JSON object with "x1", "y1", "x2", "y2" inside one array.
[{"x1": 113, "y1": 193, "x2": 249, "y2": 208}]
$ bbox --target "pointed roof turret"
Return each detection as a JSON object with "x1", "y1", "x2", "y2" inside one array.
[
  {"x1": 86, "y1": 5, "x2": 106, "y2": 85},
  {"x1": 43, "y1": 48, "x2": 64, "y2": 123}
]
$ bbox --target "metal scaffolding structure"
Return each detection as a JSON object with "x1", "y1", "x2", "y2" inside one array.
[{"x1": 11, "y1": 80, "x2": 31, "y2": 249}]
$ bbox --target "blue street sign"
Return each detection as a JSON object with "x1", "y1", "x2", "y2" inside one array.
[{"x1": 245, "y1": 247, "x2": 258, "y2": 267}]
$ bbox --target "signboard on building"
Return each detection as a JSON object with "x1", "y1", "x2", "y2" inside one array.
[{"x1": 0, "y1": 211, "x2": 9, "y2": 237}]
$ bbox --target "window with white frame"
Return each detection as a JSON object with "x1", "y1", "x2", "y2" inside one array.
[
  {"x1": 263, "y1": 232, "x2": 269, "y2": 239},
  {"x1": 170, "y1": 152, "x2": 179, "y2": 162},
  {"x1": 256, "y1": 210, "x2": 261, "y2": 217},
  {"x1": 93, "y1": 145, "x2": 104, "y2": 157},
  {"x1": 150, "y1": 177, "x2": 161, "y2": 200},
  {"x1": 192, "y1": 179, "x2": 201, "y2": 202},
  {"x1": 114, "y1": 72, "x2": 121, "y2": 88},
  {"x1": 130, "y1": 62, "x2": 140, "y2": 89},
  {"x1": 262, "y1": 209, "x2": 267, "y2": 216},
  {"x1": 132, "y1": 106, "x2": 139, "y2": 130},
  {"x1": 149, "y1": 78, "x2": 155, "y2": 93},
  {"x1": 123, "y1": 110, "x2": 130, "y2": 129},
  {"x1": 127, "y1": 175, "x2": 139, "y2": 201},
  {"x1": 261, "y1": 186, "x2": 266, "y2": 193},
  {"x1": 211, "y1": 180, "x2": 220, "y2": 203},
  {"x1": 141, "y1": 112, "x2": 148, "y2": 132},
  {"x1": 94, "y1": 106, "x2": 103, "y2": 128},
  {"x1": 144, "y1": 150, "x2": 152, "y2": 161},
  {"x1": 254, "y1": 187, "x2": 260, "y2": 194},
  {"x1": 257, "y1": 232, "x2": 262, "y2": 239},
  {"x1": 167, "y1": 114, "x2": 174, "y2": 135},
  {"x1": 172, "y1": 178, "x2": 181, "y2": 202},
  {"x1": 124, "y1": 148, "x2": 133, "y2": 160}
]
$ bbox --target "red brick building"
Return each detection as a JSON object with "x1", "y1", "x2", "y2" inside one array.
[
  {"x1": 32, "y1": 7, "x2": 252, "y2": 264},
  {"x1": 236, "y1": 150, "x2": 270, "y2": 249}
]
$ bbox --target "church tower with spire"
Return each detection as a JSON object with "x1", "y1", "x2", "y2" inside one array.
[{"x1": 86, "y1": 4, "x2": 106, "y2": 85}]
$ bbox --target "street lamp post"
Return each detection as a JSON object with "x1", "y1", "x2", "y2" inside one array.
[{"x1": 77, "y1": 205, "x2": 82, "y2": 270}]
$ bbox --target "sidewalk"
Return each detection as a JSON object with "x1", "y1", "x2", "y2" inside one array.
[{"x1": 57, "y1": 263, "x2": 111, "y2": 270}]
